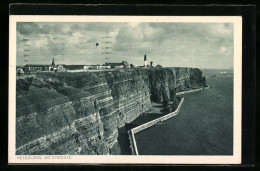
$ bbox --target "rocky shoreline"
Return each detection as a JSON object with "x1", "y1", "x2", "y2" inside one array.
[{"x1": 16, "y1": 67, "x2": 206, "y2": 155}]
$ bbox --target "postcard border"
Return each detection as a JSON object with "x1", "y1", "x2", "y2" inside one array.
[{"x1": 9, "y1": 15, "x2": 242, "y2": 164}]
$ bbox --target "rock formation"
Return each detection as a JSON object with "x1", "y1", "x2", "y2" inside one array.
[{"x1": 16, "y1": 67, "x2": 205, "y2": 155}]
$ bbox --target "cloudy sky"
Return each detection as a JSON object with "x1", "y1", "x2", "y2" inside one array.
[{"x1": 16, "y1": 22, "x2": 234, "y2": 69}]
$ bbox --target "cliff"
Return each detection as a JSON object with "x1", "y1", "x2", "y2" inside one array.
[{"x1": 16, "y1": 67, "x2": 205, "y2": 155}]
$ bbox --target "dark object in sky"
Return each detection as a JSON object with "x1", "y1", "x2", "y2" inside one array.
[{"x1": 96, "y1": 43, "x2": 99, "y2": 46}]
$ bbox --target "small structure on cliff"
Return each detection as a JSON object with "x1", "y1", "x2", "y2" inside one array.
[
  {"x1": 51, "y1": 57, "x2": 55, "y2": 66},
  {"x1": 144, "y1": 54, "x2": 147, "y2": 67},
  {"x1": 104, "y1": 61, "x2": 129, "y2": 68},
  {"x1": 23, "y1": 64, "x2": 50, "y2": 73},
  {"x1": 150, "y1": 61, "x2": 153, "y2": 67},
  {"x1": 16, "y1": 68, "x2": 24, "y2": 76},
  {"x1": 84, "y1": 65, "x2": 111, "y2": 70}
]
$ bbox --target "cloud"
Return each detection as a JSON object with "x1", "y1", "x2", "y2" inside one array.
[{"x1": 16, "y1": 22, "x2": 234, "y2": 69}]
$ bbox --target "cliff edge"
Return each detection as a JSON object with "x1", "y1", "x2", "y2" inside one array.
[{"x1": 16, "y1": 67, "x2": 206, "y2": 155}]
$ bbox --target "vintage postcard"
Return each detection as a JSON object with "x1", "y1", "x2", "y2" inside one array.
[{"x1": 9, "y1": 15, "x2": 242, "y2": 164}]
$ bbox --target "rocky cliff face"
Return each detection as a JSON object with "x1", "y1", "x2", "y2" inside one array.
[{"x1": 16, "y1": 67, "x2": 205, "y2": 155}]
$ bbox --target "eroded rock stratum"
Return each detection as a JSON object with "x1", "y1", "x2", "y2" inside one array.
[{"x1": 16, "y1": 67, "x2": 205, "y2": 155}]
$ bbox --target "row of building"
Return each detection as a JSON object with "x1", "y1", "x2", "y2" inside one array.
[
  {"x1": 83, "y1": 61, "x2": 129, "y2": 70},
  {"x1": 17, "y1": 55, "x2": 156, "y2": 75},
  {"x1": 17, "y1": 57, "x2": 131, "y2": 74}
]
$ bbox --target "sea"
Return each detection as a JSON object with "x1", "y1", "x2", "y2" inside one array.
[{"x1": 118, "y1": 69, "x2": 234, "y2": 155}]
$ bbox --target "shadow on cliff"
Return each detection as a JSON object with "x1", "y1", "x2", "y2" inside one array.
[{"x1": 117, "y1": 126, "x2": 132, "y2": 155}]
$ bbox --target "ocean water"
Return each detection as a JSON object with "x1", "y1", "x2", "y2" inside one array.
[
  {"x1": 134, "y1": 76, "x2": 233, "y2": 155},
  {"x1": 201, "y1": 69, "x2": 233, "y2": 77}
]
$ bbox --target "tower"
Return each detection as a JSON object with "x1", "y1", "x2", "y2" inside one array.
[
  {"x1": 52, "y1": 57, "x2": 55, "y2": 66},
  {"x1": 144, "y1": 54, "x2": 147, "y2": 67}
]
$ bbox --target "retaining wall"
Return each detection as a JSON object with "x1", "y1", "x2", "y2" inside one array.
[
  {"x1": 132, "y1": 97, "x2": 184, "y2": 134},
  {"x1": 176, "y1": 86, "x2": 209, "y2": 95},
  {"x1": 128, "y1": 97, "x2": 184, "y2": 155},
  {"x1": 128, "y1": 86, "x2": 209, "y2": 155}
]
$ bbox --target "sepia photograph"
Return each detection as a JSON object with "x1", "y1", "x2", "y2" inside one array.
[{"x1": 9, "y1": 16, "x2": 242, "y2": 164}]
